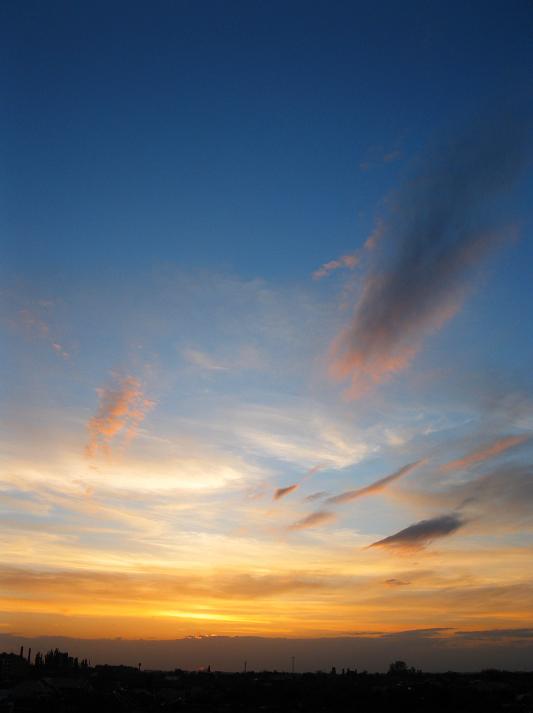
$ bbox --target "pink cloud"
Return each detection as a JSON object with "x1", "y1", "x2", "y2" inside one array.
[
  {"x1": 313, "y1": 253, "x2": 360, "y2": 280},
  {"x1": 85, "y1": 374, "x2": 154, "y2": 458},
  {"x1": 441, "y1": 434, "x2": 531, "y2": 473}
]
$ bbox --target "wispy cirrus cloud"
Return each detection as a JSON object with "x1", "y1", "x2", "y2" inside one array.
[
  {"x1": 14, "y1": 306, "x2": 70, "y2": 359},
  {"x1": 313, "y1": 253, "x2": 359, "y2": 280},
  {"x1": 274, "y1": 463, "x2": 326, "y2": 501},
  {"x1": 288, "y1": 510, "x2": 336, "y2": 531},
  {"x1": 330, "y1": 111, "x2": 528, "y2": 397},
  {"x1": 304, "y1": 491, "x2": 328, "y2": 502},
  {"x1": 441, "y1": 434, "x2": 531, "y2": 472},
  {"x1": 370, "y1": 513, "x2": 465, "y2": 551},
  {"x1": 326, "y1": 460, "x2": 425, "y2": 506},
  {"x1": 312, "y1": 220, "x2": 384, "y2": 281},
  {"x1": 182, "y1": 348, "x2": 228, "y2": 371},
  {"x1": 85, "y1": 374, "x2": 154, "y2": 458}
]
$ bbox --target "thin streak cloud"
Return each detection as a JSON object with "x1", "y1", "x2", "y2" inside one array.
[
  {"x1": 441, "y1": 434, "x2": 531, "y2": 472},
  {"x1": 313, "y1": 253, "x2": 359, "y2": 280},
  {"x1": 274, "y1": 484, "x2": 299, "y2": 500},
  {"x1": 288, "y1": 510, "x2": 336, "y2": 531},
  {"x1": 312, "y1": 221, "x2": 383, "y2": 281},
  {"x1": 326, "y1": 460, "x2": 425, "y2": 506},
  {"x1": 274, "y1": 464, "x2": 326, "y2": 500}
]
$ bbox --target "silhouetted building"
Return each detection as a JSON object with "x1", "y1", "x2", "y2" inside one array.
[{"x1": 0, "y1": 652, "x2": 29, "y2": 681}]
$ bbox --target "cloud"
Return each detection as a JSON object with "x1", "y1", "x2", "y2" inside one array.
[
  {"x1": 326, "y1": 460, "x2": 424, "y2": 506},
  {"x1": 234, "y1": 404, "x2": 372, "y2": 469},
  {"x1": 441, "y1": 434, "x2": 531, "y2": 472},
  {"x1": 330, "y1": 111, "x2": 528, "y2": 397},
  {"x1": 456, "y1": 464, "x2": 533, "y2": 524},
  {"x1": 183, "y1": 348, "x2": 228, "y2": 371},
  {"x1": 0, "y1": 566, "x2": 329, "y2": 604},
  {"x1": 453, "y1": 628, "x2": 533, "y2": 641},
  {"x1": 370, "y1": 513, "x2": 465, "y2": 550},
  {"x1": 274, "y1": 484, "x2": 299, "y2": 500},
  {"x1": 313, "y1": 253, "x2": 359, "y2": 280},
  {"x1": 304, "y1": 491, "x2": 328, "y2": 502},
  {"x1": 385, "y1": 578, "x2": 411, "y2": 587},
  {"x1": 85, "y1": 374, "x2": 154, "y2": 458},
  {"x1": 288, "y1": 510, "x2": 336, "y2": 531},
  {"x1": 313, "y1": 220, "x2": 384, "y2": 281},
  {"x1": 359, "y1": 147, "x2": 402, "y2": 171},
  {"x1": 274, "y1": 463, "x2": 326, "y2": 500},
  {"x1": 17, "y1": 308, "x2": 69, "y2": 359},
  {"x1": 363, "y1": 218, "x2": 385, "y2": 251},
  {"x1": 4, "y1": 628, "x2": 533, "y2": 672},
  {"x1": 383, "y1": 149, "x2": 402, "y2": 163}
]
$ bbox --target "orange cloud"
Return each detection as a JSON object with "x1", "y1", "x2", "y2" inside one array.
[
  {"x1": 441, "y1": 434, "x2": 531, "y2": 472},
  {"x1": 85, "y1": 374, "x2": 153, "y2": 458},
  {"x1": 326, "y1": 460, "x2": 425, "y2": 506},
  {"x1": 288, "y1": 510, "x2": 336, "y2": 531}
]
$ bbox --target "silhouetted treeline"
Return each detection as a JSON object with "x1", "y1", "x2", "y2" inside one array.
[{"x1": 1, "y1": 648, "x2": 533, "y2": 711}]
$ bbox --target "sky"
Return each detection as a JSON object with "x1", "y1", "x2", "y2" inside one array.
[{"x1": 1, "y1": 1, "x2": 533, "y2": 670}]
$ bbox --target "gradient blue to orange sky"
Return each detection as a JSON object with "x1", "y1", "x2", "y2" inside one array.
[{"x1": 1, "y1": 1, "x2": 533, "y2": 669}]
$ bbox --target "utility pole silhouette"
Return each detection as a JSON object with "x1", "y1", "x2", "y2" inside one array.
[{"x1": 243, "y1": 660, "x2": 247, "y2": 673}]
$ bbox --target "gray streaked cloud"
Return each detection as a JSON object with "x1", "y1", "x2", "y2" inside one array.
[
  {"x1": 304, "y1": 491, "x2": 328, "y2": 502},
  {"x1": 330, "y1": 110, "x2": 529, "y2": 397}
]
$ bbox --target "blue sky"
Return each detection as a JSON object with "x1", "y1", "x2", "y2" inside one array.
[
  {"x1": 1, "y1": 0, "x2": 533, "y2": 667},
  {"x1": 3, "y1": 1, "x2": 531, "y2": 279}
]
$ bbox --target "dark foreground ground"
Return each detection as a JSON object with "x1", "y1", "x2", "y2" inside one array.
[{"x1": 1, "y1": 658, "x2": 533, "y2": 712}]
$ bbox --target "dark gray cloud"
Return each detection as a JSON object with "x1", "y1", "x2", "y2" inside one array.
[
  {"x1": 453, "y1": 628, "x2": 533, "y2": 640},
  {"x1": 382, "y1": 628, "x2": 452, "y2": 639},
  {"x1": 330, "y1": 109, "x2": 530, "y2": 396},
  {"x1": 370, "y1": 513, "x2": 465, "y2": 550}
]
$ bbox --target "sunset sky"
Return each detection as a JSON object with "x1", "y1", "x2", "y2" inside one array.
[{"x1": 1, "y1": 1, "x2": 533, "y2": 669}]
